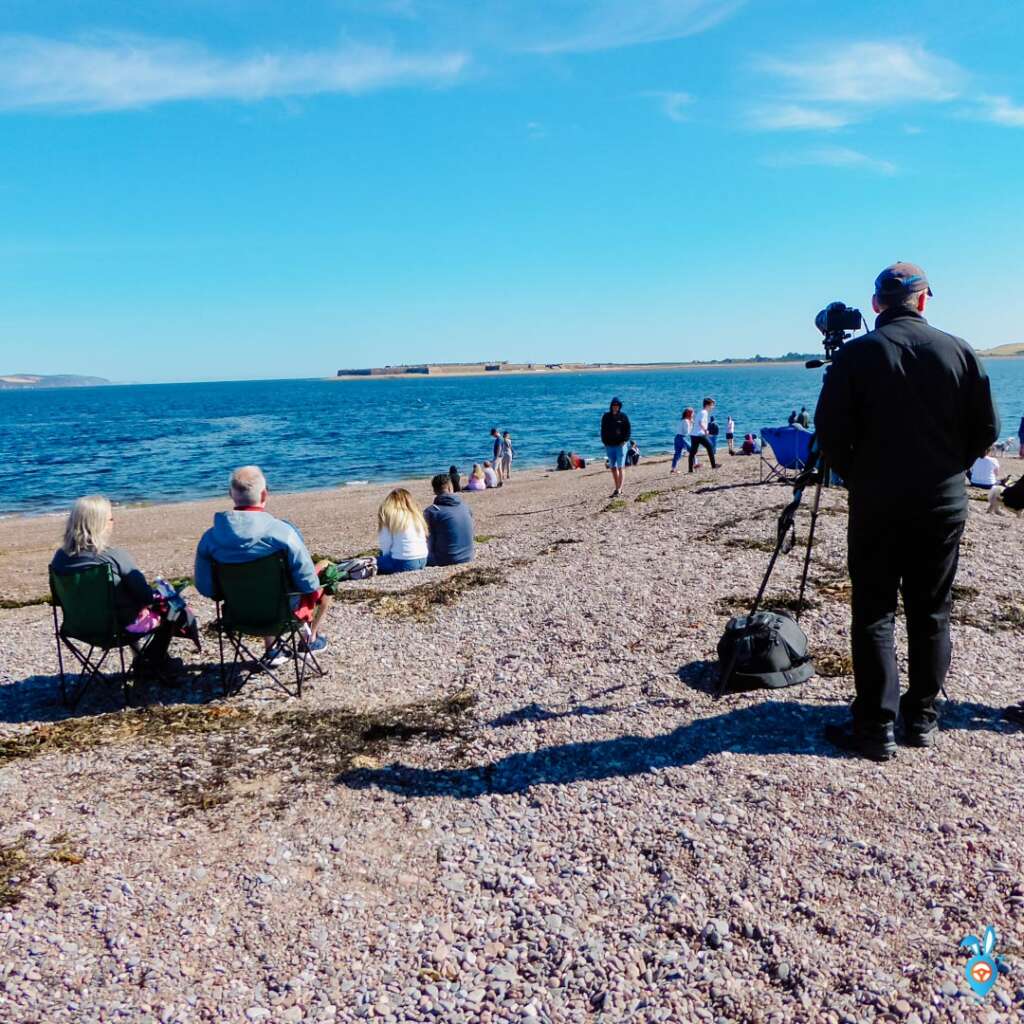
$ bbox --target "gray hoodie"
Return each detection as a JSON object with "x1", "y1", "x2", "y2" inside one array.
[{"x1": 194, "y1": 510, "x2": 320, "y2": 598}]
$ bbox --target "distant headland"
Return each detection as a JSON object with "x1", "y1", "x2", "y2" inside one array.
[
  {"x1": 334, "y1": 355, "x2": 824, "y2": 380},
  {"x1": 0, "y1": 374, "x2": 111, "y2": 390}
]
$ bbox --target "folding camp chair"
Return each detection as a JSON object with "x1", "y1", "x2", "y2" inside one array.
[
  {"x1": 213, "y1": 553, "x2": 325, "y2": 698},
  {"x1": 760, "y1": 425, "x2": 814, "y2": 484},
  {"x1": 49, "y1": 565, "x2": 154, "y2": 708}
]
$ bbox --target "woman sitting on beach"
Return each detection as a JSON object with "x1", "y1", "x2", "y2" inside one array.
[
  {"x1": 448, "y1": 465, "x2": 462, "y2": 492},
  {"x1": 376, "y1": 488, "x2": 429, "y2": 574},
  {"x1": 465, "y1": 464, "x2": 486, "y2": 492},
  {"x1": 671, "y1": 408, "x2": 694, "y2": 474},
  {"x1": 49, "y1": 495, "x2": 179, "y2": 680},
  {"x1": 483, "y1": 461, "x2": 500, "y2": 488}
]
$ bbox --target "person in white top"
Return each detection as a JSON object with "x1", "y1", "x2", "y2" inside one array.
[
  {"x1": 969, "y1": 449, "x2": 1002, "y2": 489},
  {"x1": 726, "y1": 415, "x2": 736, "y2": 455},
  {"x1": 670, "y1": 407, "x2": 694, "y2": 473},
  {"x1": 483, "y1": 462, "x2": 500, "y2": 488},
  {"x1": 688, "y1": 397, "x2": 719, "y2": 472},
  {"x1": 377, "y1": 488, "x2": 429, "y2": 574}
]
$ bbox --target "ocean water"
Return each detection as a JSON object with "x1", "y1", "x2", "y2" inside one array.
[{"x1": 3, "y1": 361, "x2": 1023, "y2": 516}]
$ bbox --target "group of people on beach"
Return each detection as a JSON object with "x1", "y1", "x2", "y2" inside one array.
[
  {"x1": 445, "y1": 428, "x2": 515, "y2": 494},
  {"x1": 49, "y1": 465, "x2": 478, "y2": 680}
]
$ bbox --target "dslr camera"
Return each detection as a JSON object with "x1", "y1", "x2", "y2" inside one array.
[{"x1": 807, "y1": 301, "x2": 863, "y2": 368}]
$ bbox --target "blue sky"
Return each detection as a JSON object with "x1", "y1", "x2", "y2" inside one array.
[{"x1": 0, "y1": 1, "x2": 1022, "y2": 382}]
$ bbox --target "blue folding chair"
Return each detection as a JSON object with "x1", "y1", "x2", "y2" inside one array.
[{"x1": 760, "y1": 425, "x2": 814, "y2": 483}]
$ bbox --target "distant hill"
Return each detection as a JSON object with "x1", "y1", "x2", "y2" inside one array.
[
  {"x1": 978, "y1": 343, "x2": 1024, "y2": 358},
  {"x1": 0, "y1": 374, "x2": 111, "y2": 390}
]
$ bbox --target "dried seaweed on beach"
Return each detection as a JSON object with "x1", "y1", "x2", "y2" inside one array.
[{"x1": 331, "y1": 566, "x2": 508, "y2": 620}]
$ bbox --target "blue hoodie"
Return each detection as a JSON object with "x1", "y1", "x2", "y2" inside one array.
[{"x1": 194, "y1": 510, "x2": 320, "y2": 598}]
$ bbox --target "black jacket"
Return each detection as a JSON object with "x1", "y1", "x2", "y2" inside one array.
[
  {"x1": 601, "y1": 411, "x2": 631, "y2": 446},
  {"x1": 814, "y1": 309, "x2": 999, "y2": 524}
]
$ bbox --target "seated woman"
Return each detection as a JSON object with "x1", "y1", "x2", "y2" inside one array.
[
  {"x1": 970, "y1": 448, "x2": 1002, "y2": 488},
  {"x1": 556, "y1": 450, "x2": 572, "y2": 471},
  {"x1": 376, "y1": 488, "x2": 429, "y2": 574},
  {"x1": 626, "y1": 440, "x2": 641, "y2": 466},
  {"x1": 448, "y1": 465, "x2": 462, "y2": 492},
  {"x1": 465, "y1": 464, "x2": 486, "y2": 491},
  {"x1": 50, "y1": 495, "x2": 179, "y2": 679},
  {"x1": 482, "y1": 461, "x2": 500, "y2": 488},
  {"x1": 570, "y1": 452, "x2": 586, "y2": 469}
]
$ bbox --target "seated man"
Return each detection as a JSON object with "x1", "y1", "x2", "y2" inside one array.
[
  {"x1": 194, "y1": 465, "x2": 331, "y2": 659},
  {"x1": 423, "y1": 473, "x2": 475, "y2": 567}
]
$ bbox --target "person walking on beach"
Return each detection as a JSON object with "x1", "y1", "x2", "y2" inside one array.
[
  {"x1": 671, "y1": 407, "x2": 694, "y2": 474},
  {"x1": 815, "y1": 262, "x2": 999, "y2": 761},
  {"x1": 726, "y1": 415, "x2": 736, "y2": 455},
  {"x1": 688, "y1": 397, "x2": 719, "y2": 472},
  {"x1": 500, "y1": 431, "x2": 514, "y2": 480},
  {"x1": 600, "y1": 396, "x2": 631, "y2": 497}
]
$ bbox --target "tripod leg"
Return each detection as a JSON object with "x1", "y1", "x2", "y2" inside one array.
[{"x1": 796, "y1": 468, "x2": 827, "y2": 619}]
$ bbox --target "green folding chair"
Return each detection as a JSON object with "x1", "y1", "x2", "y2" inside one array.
[
  {"x1": 213, "y1": 553, "x2": 324, "y2": 697},
  {"x1": 49, "y1": 564, "x2": 154, "y2": 708}
]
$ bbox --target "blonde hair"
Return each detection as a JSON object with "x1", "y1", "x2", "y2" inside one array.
[
  {"x1": 62, "y1": 495, "x2": 113, "y2": 556},
  {"x1": 377, "y1": 488, "x2": 428, "y2": 536},
  {"x1": 470, "y1": 464, "x2": 485, "y2": 480}
]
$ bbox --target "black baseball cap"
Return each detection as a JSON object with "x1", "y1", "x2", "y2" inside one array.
[{"x1": 875, "y1": 262, "x2": 933, "y2": 299}]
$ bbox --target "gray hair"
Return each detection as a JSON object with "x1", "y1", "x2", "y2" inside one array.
[
  {"x1": 230, "y1": 465, "x2": 267, "y2": 507},
  {"x1": 62, "y1": 494, "x2": 112, "y2": 556},
  {"x1": 876, "y1": 290, "x2": 923, "y2": 314}
]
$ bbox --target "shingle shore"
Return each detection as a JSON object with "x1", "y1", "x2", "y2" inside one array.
[{"x1": 1, "y1": 456, "x2": 1022, "y2": 1023}]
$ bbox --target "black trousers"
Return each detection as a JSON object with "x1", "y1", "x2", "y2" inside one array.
[
  {"x1": 847, "y1": 516, "x2": 964, "y2": 728},
  {"x1": 688, "y1": 435, "x2": 717, "y2": 471}
]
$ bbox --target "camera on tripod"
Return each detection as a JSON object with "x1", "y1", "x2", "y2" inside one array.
[{"x1": 806, "y1": 302, "x2": 863, "y2": 368}]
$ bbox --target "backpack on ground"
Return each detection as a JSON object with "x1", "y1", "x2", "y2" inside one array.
[
  {"x1": 716, "y1": 610, "x2": 814, "y2": 695},
  {"x1": 319, "y1": 557, "x2": 377, "y2": 594}
]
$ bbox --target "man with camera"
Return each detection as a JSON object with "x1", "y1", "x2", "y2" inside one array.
[{"x1": 814, "y1": 263, "x2": 999, "y2": 761}]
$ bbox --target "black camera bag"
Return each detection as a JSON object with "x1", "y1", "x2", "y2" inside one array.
[{"x1": 716, "y1": 611, "x2": 814, "y2": 692}]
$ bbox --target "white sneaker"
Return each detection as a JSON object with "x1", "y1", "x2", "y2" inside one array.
[{"x1": 262, "y1": 648, "x2": 287, "y2": 668}]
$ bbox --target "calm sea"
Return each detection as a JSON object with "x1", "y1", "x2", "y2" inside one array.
[{"x1": 3, "y1": 361, "x2": 1023, "y2": 516}]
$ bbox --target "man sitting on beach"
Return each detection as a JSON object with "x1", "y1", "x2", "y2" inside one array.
[
  {"x1": 424, "y1": 473, "x2": 475, "y2": 567},
  {"x1": 194, "y1": 465, "x2": 331, "y2": 660}
]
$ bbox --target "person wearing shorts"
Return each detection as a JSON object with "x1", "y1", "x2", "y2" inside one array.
[{"x1": 600, "y1": 396, "x2": 631, "y2": 497}]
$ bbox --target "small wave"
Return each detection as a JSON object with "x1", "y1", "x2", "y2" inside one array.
[{"x1": 345, "y1": 480, "x2": 369, "y2": 487}]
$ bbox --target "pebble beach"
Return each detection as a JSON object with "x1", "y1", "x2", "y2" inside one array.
[{"x1": 1, "y1": 454, "x2": 1022, "y2": 1023}]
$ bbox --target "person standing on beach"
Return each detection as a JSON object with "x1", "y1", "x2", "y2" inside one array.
[
  {"x1": 600, "y1": 397, "x2": 631, "y2": 497},
  {"x1": 490, "y1": 427, "x2": 503, "y2": 468},
  {"x1": 726, "y1": 415, "x2": 736, "y2": 455},
  {"x1": 500, "y1": 431, "x2": 514, "y2": 480},
  {"x1": 1018, "y1": 416, "x2": 1024, "y2": 459},
  {"x1": 688, "y1": 397, "x2": 719, "y2": 472},
  {"x1": 815, "y1": 262, "x2": 999, "y2": 761}
]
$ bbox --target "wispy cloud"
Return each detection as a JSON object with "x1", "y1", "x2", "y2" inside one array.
[
  {"x1": 643, "y1": 90, "x2": 694, "y2": 123},
  {"x1": 0, "y1": 33, "x2": 468, "y2": 112},
  {"x1": 758, "y1": 42, "x2": 965, "y2": 105},
  {"x1": 522, "y1": 0, "x2": 744, "y2": 54},
  {"x1": 763, "y1": 146, "x2": 897, "y2": 175},
  {"x1": 746, "y1": 103, "x2": 852, "y2": 131},
  {"x1": 975, "y1": 94, "x2": 1024, "y2": 127}
]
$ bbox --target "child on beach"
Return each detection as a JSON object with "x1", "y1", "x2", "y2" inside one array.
[
  {"x1": 500, "y1": 431, "x2": 514, "y2": 480},
  {"x1": 376, "y1": 488, "x2": 429, "y2": 574}
]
